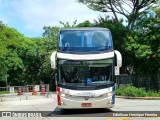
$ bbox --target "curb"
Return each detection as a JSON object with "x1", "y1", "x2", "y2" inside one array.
[{"x1": 116, "y1": 96, "x2": 160, "y2": 100}]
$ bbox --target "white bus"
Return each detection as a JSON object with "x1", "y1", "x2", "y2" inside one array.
[{"x1": 51, "y1": 28, "x2": 122, "y2": 109}]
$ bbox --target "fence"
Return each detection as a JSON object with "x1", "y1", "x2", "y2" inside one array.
[
  {"x1": 0, "y1": 84, "x2": 50, "y2": 101},
  {"x1": 116, "y1": 74, "x2": 160, "y2": 91}
]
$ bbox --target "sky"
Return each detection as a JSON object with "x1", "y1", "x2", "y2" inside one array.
[{"x1": 0, "y1": 0, "x2": 108, "y2": 38}]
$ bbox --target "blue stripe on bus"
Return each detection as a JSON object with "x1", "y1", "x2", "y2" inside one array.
[
  {"x1": 112, "y1": 94, "x2": 115, "y2": 104},
  {"x1": 112, "y1": 86, "x2": 115, "y2": 104},
  {"x1": 112, "y1": 86, "x2": 115, "y2": 91}
]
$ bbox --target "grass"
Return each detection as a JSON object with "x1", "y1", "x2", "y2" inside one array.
[
  {"x1": 116, "y1": 85, "x2": 160, "y2": 97},
  {"x1": 0, "y1": 90, "x2": 18, "y2": 94},
  {"x1": 0, "y1": 91, "x2": 10, "y2": 94}
]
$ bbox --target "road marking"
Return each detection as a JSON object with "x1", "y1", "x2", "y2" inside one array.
[
  {"x1": 107, "y1": 117, "x2": 131, "y2": 120},
  {"x1": 107, "y1": 117, "x2": 160, "y2": 120},
  {"x1": 107, "y1": 117, "x2": 113, "y2": 120},
  {"x1": 118, "y1": 117, "x2": 131, "y2": 120}
]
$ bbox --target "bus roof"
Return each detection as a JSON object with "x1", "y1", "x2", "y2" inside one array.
[{"x1": 60, "y1": 27, "x2": 110, "y2": 31}]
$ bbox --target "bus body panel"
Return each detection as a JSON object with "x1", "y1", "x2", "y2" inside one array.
[
  {"x1": 56, "y1": 86, "x2": 115, "y2": 109},
  {"x1": 51, "y1": 27, "x2": 122, "y2": 109},
  {"x1": 57, "y1": 51, "x2": 114, "y2": 60},
  {"x1": 58, "y1": 96, "x2": 114, "y2": 109}
]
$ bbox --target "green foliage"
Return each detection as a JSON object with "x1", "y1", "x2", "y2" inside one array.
[
  {"x1": 146, "y1": 90, "x2": 160, "y2": 97},
  {"x1": 125, "y1": 8, "x2": 160, "y2": 74},
  {"x1": 0, "y1": 4, "x2": 160, "y2": 90},
  {"x1": 126, "y1": 36, "x2": 153, "y2": 59},
  {"x1": 95, "y1": 16, "x2": 128, "y2": 51},
  {"x1": 95, "y1": 16, "x2": 130, "y2": 74},
  {"x1": 0, "y1": 91, "x2": 9, "y2": 94},
  {"x1": 42, "y1": 26, "x2": 60, "y2": 50},
  {"x1": 0, "y1": 22, "x2": 25, "y2": 85},
  {"x1": 78, "y1": 0, "x2": 159, "y2": 29},
  {"x1": 116, "y1": 85, "x2": 147, "y2": 97},
  {"x1": 77, "y1": 20, "x2": 94, "y2": 27},
  {"x1": 0, "y1": 22, "x2": 55, "y2": 86},
  {"x1": 116, "y1": 85, "x2": 160, "y2": 97},
  {"x1": 59, "y1": 20, "x2": 77, "y2": 28}
]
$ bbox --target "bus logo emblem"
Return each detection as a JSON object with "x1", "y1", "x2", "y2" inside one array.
[
  {"x1": 84, "y1": 96, "x2": 90, "y2": 100},
  {"x1": 87, "y1": 78, "x2": 92, "y2": 84}
]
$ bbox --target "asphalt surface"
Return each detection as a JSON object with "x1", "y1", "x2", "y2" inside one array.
[{"x1": 0, "y1": 93, "x2": 160, "y2": 120}]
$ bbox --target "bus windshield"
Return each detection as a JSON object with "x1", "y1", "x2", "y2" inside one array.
[
  {"x1": 58, "y1": 59, "x2": 114, "y2": 90},
  {"x1": 59, "y1": 30, "x2": 113, "y2": 52}
]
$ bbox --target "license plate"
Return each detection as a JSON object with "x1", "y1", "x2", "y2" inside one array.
[{"x1": 81, "y1": 103, "x2": 92, "y2": 107}]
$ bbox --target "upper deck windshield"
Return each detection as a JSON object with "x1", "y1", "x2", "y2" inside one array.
[{"x1": 59, "y1": 29, "x2": 113, "y2": 52}]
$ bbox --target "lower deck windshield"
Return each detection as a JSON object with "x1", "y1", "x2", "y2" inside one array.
[{"x1": 58, "y1": 59, "x2": 114, "y2": 90}]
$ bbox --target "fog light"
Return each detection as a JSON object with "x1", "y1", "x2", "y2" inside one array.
[
  {"x1": 61, "y1": 93, "x2": 66, "y2": 97},
  {"x1": 107, "y1": 100, "x2": 112, "y2": 104},
  {"x1": 61, "y1": 101, "x2": 66, "y2": 105}
]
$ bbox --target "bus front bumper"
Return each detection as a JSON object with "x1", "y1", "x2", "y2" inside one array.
[{"x1": 57, "y1": 97, "x2": 114, "y2": 109}]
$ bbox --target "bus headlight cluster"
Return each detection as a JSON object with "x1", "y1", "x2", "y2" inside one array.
[
  {"x1": 107, "y1": 92, "x2": 112, "y2": 97},
  {"x1": 102, "y1": 92, "x2": 112, "y2": 97},
  {"x1": 60, "y1": 93, "x2": 71, "y2": 98}
]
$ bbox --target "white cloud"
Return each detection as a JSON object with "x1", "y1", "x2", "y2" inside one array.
[
  {"x1": 1, "y1": 0, "x2": 114, "y2": 37},
  {"x1": 0, "y1": 15, "x2": 8, "y2": 24},
  {"x1": 8, "y1": 0, "x2": 104, "y2": 30}
]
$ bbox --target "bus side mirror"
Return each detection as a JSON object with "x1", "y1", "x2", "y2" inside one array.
[
  {"x1": 50, "y1": 51, "x2": 57, "y2": 69},
  {"x1": 114, "y1": 50, "x2": 122, "y2": 67}
]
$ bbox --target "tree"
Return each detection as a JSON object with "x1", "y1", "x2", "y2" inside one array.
[
  {"x1": 0, "y1": 22, "x2": 26, "y2": 86},
  {"x1": 42, "y1": 20, "x2": 84, "y2": 90},
  {"x1": 125, "y1": 8, "x2": 160, "y2": 74},
  {"x1": 95, "y1": 16, "x2": 127, "y2": 51},
  {"x1": 77, "y1": 20, "x2": 94, "y2": 27},
  {"x1": 0, "y1": 22, "x2": 50, "y2": 86},
  {"x1": 42, "y1": 26, "x2": 60, "y2": 51},
  {"x1": 95, "y1": 16, "x2": 129, "y2": 74},
  {"x1": 42, "y1": 20, "x2": 79, "y2": 50},
  {"x1": 78, "y1": 0, "x2": 158, "y2": 29},
  {"x1": 59, "y1": 20, "x2": 77, "y2": 28},
  {"x1": 0, "y1": 20, "x2": 81, "y2": 87}
]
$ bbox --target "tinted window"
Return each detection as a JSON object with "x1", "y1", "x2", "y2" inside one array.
[
  {"x1": 58, "y1": 59, "x2": 113, "y2": 84},
  {"x1": 57, "y1": 59, "x2": 114, "y2": 90},
  {"x1": 59, "y1": 30, "x2": 113, "y2": 52}
]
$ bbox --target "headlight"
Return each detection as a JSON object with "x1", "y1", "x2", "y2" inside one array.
[
  {"x1": 101, "y1": 92, "x2": 112, "y2": 97},
  {"x1": 107, "y1": 92, "x2": 112, "y2": 97}
]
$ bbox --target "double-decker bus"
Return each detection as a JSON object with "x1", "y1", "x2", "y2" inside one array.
[{"x1": 51, "y1": 28, "x2": 122, "y2": 109}]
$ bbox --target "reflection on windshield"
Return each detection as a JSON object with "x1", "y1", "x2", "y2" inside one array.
[
  {"x1": 59, "y1": 30, "x2": 112, "y2": 52},
  {"x1": 60, "y1": 66, "x2": 111, "y2": 83},
  {"x1": 58, "y1": 59, "x2": 113, "y2": 88}
]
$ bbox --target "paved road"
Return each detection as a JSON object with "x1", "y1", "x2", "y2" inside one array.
[{"x1": 0, "y1": 93, "x2": 160, "y2": 120}]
